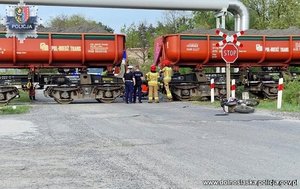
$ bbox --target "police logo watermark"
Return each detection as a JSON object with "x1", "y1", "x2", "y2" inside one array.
[
  {"x1": 15, "y1": 6, "x2": 30, "y2": 24},
  {"x1": 2, "y1": 0, "x2": 41, "y2": 43}
]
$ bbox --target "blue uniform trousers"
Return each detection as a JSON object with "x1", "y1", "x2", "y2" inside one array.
[
  {"x1": 125, "y1": 81, "x2": 134, "y2": 103},
  {"x1": 133, "y1": 84, "x2": 142, "y2": 103}
]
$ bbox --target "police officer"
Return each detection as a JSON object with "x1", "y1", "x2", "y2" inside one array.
[
  {"x1": 146, "y1": 65, "x2": 159, "y2": 103},
  {"x1": 133, "y1": 66, "x2": 144, "y2": 103},
  {"x1": 160, "y1": 59, "x2": 173, "y2": 100},
  {"x1": 123, "y1": 65, "x2": 135, "y2": 104}
]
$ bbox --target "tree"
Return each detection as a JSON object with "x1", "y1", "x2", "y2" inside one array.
[
  {"x1": 191, "y1": 11, "x2": 235, "y2": 30},
  {"x1": 242, "y1": 0, "x2": 300, "y2": 29},
  {"x1": 47, "y1": 14, "x2": 114, "y2": 32},
  {"x1": 191, "y1": 11, "x2": 216, "y2": 29},
  {"x1": 121, "y1": 22, "x2": 154, "y2": 68},
  {"x1": 121, "y1": 11, "x2": 194, "y2": 73},
  {"x1": 156, "y1": 11, "x2": 194, "y2": 35},
  {"x1": 191, "y1": 0, "x2": 300, "y2": 30}
]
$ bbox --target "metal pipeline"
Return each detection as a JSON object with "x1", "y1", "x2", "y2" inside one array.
[
  {"x1": 0, "y1": 0, "x2": 249, "y2": 30},
  {"x1": 229, "y1": 0, "x2": 249, "y2": 31}
]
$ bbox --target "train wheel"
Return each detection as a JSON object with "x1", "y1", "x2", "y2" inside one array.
[
  {"x1": 0, "y1": 86, "x2": 18, "y2": 105},
  {"x1": 96, "y1": 99, "x2": 102, "y2": 103},
  {"x1": 54, "y1": 98, "x2": 73, "y2": 104},
  {"x1": 55, "y1": 91, "x2": 73, "y2": 104},
  {"x1": 0, "y1": 92, "x2": 6, "y2": 101},
  {"x1": 263, "y1": 92, "x2": 277, "y2": 99},
  {"x1": 262, "y1": 86, "x2": 278, "y2": 99},
  {"x1": 98, "y1": 99, "x2": 114, "y2": 103}
]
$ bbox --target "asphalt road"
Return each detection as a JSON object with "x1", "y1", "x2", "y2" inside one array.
[{"x1": 0, "y1": 92, "x2": 299, "y2": 189}]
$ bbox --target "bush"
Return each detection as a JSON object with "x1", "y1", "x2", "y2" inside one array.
[{"x1": 283, "y1": 80, "x2": 300, "y2": 106}]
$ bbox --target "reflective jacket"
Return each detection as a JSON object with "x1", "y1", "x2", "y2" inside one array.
[
  {"x1": 161, "y1": 67, "x2": 173, "y2": 79},
  {"x1": 146, "y1": 72, "x2": 159, "y2": 86}
]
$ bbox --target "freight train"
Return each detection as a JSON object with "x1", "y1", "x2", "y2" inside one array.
[
  {"x1": 0, "y1": 32, "x2": 126, "y2": 104},
  {"x1": 154, "y1": 30, "x2": 300, "y2": 100},
  {"x1": 2, "y1": 30, "x2": 300, "y2": 104}
]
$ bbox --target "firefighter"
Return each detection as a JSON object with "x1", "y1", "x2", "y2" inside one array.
[
  {"x1": 146, "y1": 65, "x2": 159, "y2": 103},
  {"x1": 160, "y1": 59, "x2": 173, "y2": 100},
  {"x1": 26, "y1": 78, "x2": 36, "y2": 100}
]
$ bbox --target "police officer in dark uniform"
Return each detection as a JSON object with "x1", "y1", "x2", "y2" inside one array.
[
  {"x1": 133, "y1": 66, "x2": 144, "y2": 103},
  {"x1": 123, "y1": 65, "x2": 135, "y2": 104}
]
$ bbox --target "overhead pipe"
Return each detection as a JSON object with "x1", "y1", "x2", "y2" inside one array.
[
  {"x1": 234, "y1": 14, "x2": 241, "y2": 31},
  {"x1": 0, "y1": 0, "x2": 249, "y2": 30},
  {"x1": 229, "y1": 0, "x2": 249, "y2": 31}
]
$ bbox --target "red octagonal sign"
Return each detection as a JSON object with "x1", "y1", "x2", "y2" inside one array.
[{"x1": 221, "y1": 43, "x2": 239, "y2": 64}]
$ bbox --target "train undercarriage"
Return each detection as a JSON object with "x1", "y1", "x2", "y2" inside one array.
[
  {"x1": 0, "y1": 71, "x2": 124, "y2": 105},
  {"x1": 43, "y1": 73, "x2": 124, "y2": 104},
  {"x1": 168, "y1": 68, "x2": 293, "y2": 101},
  {"x1": 1, "y1": 68, "x2": 297, "y2": 104},
  {"x1": 0, "y1": 86, "x2": 19, "y2": 105},
  {"x1": 170, "y1": 72, "x2": 214, "y2": 101}
]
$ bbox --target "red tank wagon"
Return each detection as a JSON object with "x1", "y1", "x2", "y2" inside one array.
[
  {"x1": 155, "y1": 33, "x2": 300, "y2": 100},
  {"x1": 0, "y1": 32, "x2": 126, "y2": 104}
]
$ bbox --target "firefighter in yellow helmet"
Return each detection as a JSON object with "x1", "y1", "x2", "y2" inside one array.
[
  {"x1": 160, "y1": 59, "x2": 173, "y2": 100},
  {"x1": 146, "y1": 65, "x2": 159, "y2": 103}
]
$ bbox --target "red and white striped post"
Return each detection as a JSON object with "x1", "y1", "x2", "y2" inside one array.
[
  {"x1": 210, "y1": 79, "x2": 215, "y2": 103},
  {"x1": 277, "y1": 78, "x2": 284, "y2": 109},
  {"x1": 231, "y1": 79, "x2": 236, "y2": 98}
]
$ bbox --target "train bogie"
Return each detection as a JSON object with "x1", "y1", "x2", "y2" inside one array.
[
  {"x1": 0, "y1": 86, "x2": 19, "y2": 104},
  {"x1": 43, "y1": 74, "x2": 124, "y2": 104}
]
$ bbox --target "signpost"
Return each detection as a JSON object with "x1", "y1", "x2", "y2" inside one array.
[
  {"x1": 216, "y1": 30, "x2": 244, "y2": 99},
  {"x1": 221, "y1": 43, "x2": 239, "y2": 99}
]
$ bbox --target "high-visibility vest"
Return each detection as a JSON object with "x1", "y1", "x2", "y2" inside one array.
[
  {"x1": 146, "y1": 72, "x2": 159, "y2": 86},
  {"x1": 26, "y1": 82, "x2": 32, "y2": 89},
  {"x1": 161, "y1": 67, "x2": 173, "y2": 79}
]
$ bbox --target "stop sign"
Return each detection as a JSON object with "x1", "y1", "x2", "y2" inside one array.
[{"x1": 221, "y1": 43, "x2": 239, "y2": 64}]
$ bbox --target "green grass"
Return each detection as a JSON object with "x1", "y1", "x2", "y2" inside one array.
[
  {"x1": 257, "y1": 100, "x2": 300, "y2": 112},
  {"x1": 0, "y1": 90, "x2": 31, "y2": 115},
  {"x1": 192, "y1": 100, "x2": 220, "y2": 108},
  {"x1": 0, "y1": 105, "x2": 31, "y2": 115},
  {"x1": 11, "y1": 90, "x2": 31, "y2": 103}
]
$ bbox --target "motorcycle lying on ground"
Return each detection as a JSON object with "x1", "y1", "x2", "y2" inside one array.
[{"x1": 220, "y1": 97, "x2": 259, "y2": 113}]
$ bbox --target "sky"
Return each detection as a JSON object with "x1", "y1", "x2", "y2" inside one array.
[{"x1": 0, "y1": 5, "x2": 165, "y2": 33}]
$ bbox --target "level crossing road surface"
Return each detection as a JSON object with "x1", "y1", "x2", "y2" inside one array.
[{"x1": 0, "y1": 91, "x2": 299, "y2": 188}]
